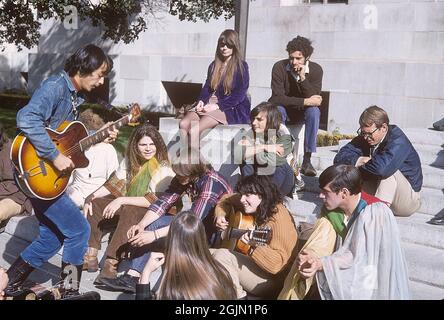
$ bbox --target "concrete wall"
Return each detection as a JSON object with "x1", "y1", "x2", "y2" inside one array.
[
  {"x1": 246, "y1": 0, "x2": 444, "y2": 133},
  {"x1": 1, "y1": 0, "x2": 443, "y2": 132}
]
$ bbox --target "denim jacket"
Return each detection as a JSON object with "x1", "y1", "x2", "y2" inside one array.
[{"x1": 16, "y1": 71, "x2": 85, "y2": 161}]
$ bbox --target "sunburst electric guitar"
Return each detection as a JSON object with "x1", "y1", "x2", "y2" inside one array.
[
  {"x1": 220, "y1": 211, "x2": 272, "y2": 255},
  {"x1": 10, "y1": 104, "x2": 141, "y2": 200}
]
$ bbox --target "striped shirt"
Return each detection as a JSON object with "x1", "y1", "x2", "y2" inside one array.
[{"x1": 148, "y1": 170, "x2": 233, "y2": 220}]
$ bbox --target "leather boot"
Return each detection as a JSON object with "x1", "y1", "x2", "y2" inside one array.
[
  {"x1": 82, "y1": 247, "x2": 99, "y2": 272},
  {"x1": 59, "y1": 262, "x2": 83, "y2": 299},
  {"x1": 93, "y1": 257, "x2": 119, "y2": 285},
  {"x1": 4, "y1": 256, "x2": 35, "y2": 297}
]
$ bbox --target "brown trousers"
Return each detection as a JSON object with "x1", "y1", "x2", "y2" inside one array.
[{"x1": 87, "y1": 196, "x2": 147, "y2": 260}]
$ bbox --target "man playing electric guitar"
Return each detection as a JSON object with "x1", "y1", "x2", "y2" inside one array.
[
  {"x1": 212, "y1": 174, "x2": 298, "y2": 299},
  {"x1": 5, "y1": 44, "x2": 117, "y2": 299}
]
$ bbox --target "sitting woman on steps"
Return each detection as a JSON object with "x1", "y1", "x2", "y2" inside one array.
[
  {"x1": 82, "y1": 123, "x2": 174, "y2": 284},
  {"x1": 212, "y1": 174, "x2": 299, "y2": 299},
  {"x1": 179, "y1": 29, "x2": 250, "y2": 142},
  {"x1": 239, "y1": 102, "x2": 300, "y2": 197}
]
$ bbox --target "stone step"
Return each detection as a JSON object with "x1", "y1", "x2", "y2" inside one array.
[
  {"x1": 417, "y1": 187, "x2": 444, "y2": 217},
  {"x1": 396, "y1": 212, "x2": 444, "y2": 250},
  {"x1": 5, "y1": 215, "x2": 39, "y2": 243},
  {"x1": 412, "y1": 144, "x2": 444, "y2": 167},
  {"x1": 422, "y1": 165, "x2": 444, "y2": 190},
  {"x1": 409, "y1": 279, "x2": 444, "y2": 300},
  {"x1": 403, "y1": 128, "x2": 444, "y2": 147},
  {"x1": 402, "y1": 241, "x2": 444, "y2": 289}
]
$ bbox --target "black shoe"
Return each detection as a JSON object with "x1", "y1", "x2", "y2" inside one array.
[
  {"x1": 428, "y1": 216, "x2": 444, "y2": 225},
  {"x1": 433, "y1": 117, "x2": 444, "y2": 131},
  {"x1": 301, "y1": 161, "x2": 317, "y2": 177},
  {"x1": 100, "y1": 274, "x2": 139, "y2": 293},
  {"x1": 5, "y1": 256, "x2": 35, "y2": 296}
]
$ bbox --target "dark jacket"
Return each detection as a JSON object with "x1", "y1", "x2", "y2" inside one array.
[
  {"x1": 334, "y1": 125, "x2": 423, "y2": 192},
  {"x1": 269, "y1": 59, "x2": 323, "y2": 110},
  {"x1": 199, "y1": 61, "x2": 250, "y2": 125}
]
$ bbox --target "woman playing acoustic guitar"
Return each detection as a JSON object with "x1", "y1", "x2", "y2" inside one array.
[{"x1": 212, "y1": 174, "x2": 298, "y2": 299}]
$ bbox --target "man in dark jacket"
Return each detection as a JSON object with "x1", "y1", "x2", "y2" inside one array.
[
  {"x1": 334, "y1": 106, "x2": 422, "y2": 217},
  {"x1": 269, "y1": 36, "x2": 323, "y2": 177}
]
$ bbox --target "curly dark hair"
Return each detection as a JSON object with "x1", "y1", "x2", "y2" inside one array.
[
  {"x1": 236, "y1": 174, "x2": 283, "y2": 225},
  {"x1": 286, "y1": 36, "x2": 314, "y2": 58}
]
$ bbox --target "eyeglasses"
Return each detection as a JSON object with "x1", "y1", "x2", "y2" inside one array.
[
  {"x1": 356, "y1": 127, "x2": 379, "y2": 139},
  {"x1": 219, "y1": 42, "x2": 234, "y2": 49}
]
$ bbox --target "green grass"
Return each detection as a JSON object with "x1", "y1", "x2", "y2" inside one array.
[{"x1": 0, "y1": 107, "x2": 19, "y2": 138}]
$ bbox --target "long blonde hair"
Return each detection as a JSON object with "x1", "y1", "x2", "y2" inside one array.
[
  {"x1": 157, "y1": 211, "x2": 237, "y2": 300},
  {"x1": 210, "y1": 29, "x2": 245, "y2": 95}
]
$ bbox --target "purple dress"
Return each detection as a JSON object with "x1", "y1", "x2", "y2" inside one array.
[{"x1": 198, "y1": 61, "x2": 251, "y2": 125}]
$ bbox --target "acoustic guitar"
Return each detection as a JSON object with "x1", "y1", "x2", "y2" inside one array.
[
  {"x1": 219, "y1": 211, "x2": 272, "y2": 255},
  {"x1": 10, "y1": 104, "x2": 141, "y2": 200}
]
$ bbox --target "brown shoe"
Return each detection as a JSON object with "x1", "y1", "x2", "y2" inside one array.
[
  {"x1": 94, "y1": 258, "x2": 119, "y2": 285},
  {"x1": 82, "y1": 247, "x2": 99, "y2": 272}
]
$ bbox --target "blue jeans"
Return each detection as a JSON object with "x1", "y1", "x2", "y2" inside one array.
[
  {"x1": 278, "y1": 105, "x2": 320, "y2": 153},
  {"x1": 21, "y1": 193, "x2": 90, "y2": 267},
  {"x1": 130, "y1": 214, "x2": 174, "y2": 274},
  {"x1": 241, "y1": 162, "x2": 295, "y2": 196}
]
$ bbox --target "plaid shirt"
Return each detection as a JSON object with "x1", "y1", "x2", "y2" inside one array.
[{"x1": 148, "y1": 170, "x2": 233, "y2": 220}]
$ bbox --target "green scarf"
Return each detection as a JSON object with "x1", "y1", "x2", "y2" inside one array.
[
  {"x1": 126, "y1": 158, "x2": 160, "y2": 197},
  {"x1": 321, "y1": 206, "x2": 347, "y2": 240}
]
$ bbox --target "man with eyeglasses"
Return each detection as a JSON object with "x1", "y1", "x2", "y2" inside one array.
[
  {"x1": 333, "y1": 106, "x2": 422, "y2": 217},
  {"x1": 269, "y1": 36, "x2": 323, "y2": 179}
]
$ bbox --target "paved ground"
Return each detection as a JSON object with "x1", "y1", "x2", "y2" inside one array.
[{"x1": 0, "y1": 231, "x2": 135, "y2": 300}]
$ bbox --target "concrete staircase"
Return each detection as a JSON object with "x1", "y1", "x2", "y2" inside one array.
[{"x1": 289, "y1": 128, "x2": 444, "y2": 300}]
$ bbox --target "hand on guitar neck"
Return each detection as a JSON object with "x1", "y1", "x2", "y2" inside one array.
[
  {"x1": 101, "y1": 122, "x2": 119, "y2": 144},
  {"x1": 239, "y1": 227, "x2": 255, "y2": 246}
]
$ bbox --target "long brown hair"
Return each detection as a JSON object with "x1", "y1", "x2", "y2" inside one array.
[
  {"x1": 125, "y1": 123, "x2": 169, "y2": 184},
  {"x1": 210, "y1": 29, "x2": 245, "y2": 95},
  {"x1": 157, "y1": 211, "x2": 237, "y2": 300},
  {"x1": 250, "y1": 102, "x2": 283, "y2": 141}
]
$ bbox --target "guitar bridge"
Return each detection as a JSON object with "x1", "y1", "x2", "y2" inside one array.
[{"x1": 24, "y1": 160, "x2": 47, "y2": 178}]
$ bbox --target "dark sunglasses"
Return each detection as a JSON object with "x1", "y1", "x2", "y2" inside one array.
[{"x1": 219, "y1": 41, "x2": 234, "y2": 49}]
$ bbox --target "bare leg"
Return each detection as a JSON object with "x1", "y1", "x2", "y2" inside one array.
[{"x1": 198, "y1": 115, "x2": 221, "y2": 138}]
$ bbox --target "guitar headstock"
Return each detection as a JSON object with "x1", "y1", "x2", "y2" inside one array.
[
  {"x1": 128, "y1": 103, "x2": 141, "y2": 125},
  {"x1": 250, "y1": 226, "x2": 272, "y2": 247}
]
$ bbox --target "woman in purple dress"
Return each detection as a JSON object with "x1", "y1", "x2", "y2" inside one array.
[{"x1": 179, "y1": 29, "x2": 250, "y2": 142}]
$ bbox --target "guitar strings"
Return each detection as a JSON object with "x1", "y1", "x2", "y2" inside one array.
[{"x1": 61, "y1": 116, "x2": 129, "y2": 157}]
